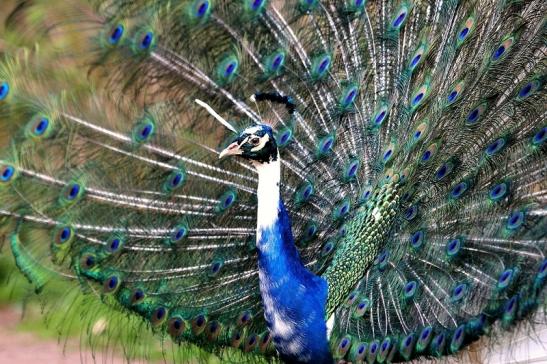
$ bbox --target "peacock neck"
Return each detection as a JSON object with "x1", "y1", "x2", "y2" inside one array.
[
  {"x1": 253, "y1": 157, "x2": 308, "y2": 276},
  {"x1": 253, "y1": 157, "x2": 332, "y2": 364},
  {"x1": 253, "y1": 157, "x2": 308, "y2": 280}
]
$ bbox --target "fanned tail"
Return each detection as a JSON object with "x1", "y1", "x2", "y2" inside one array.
[{"x1": 0, "y1": 0, "x2": 545, "y2": 363}]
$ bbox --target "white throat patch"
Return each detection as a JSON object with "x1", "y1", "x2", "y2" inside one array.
[{"x1": 255, "y1": 157, "x2": 281, "y2": 240}]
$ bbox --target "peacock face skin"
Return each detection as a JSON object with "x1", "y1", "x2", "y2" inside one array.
[{"x1": 219, "y1": 124, "x2": 278, "y2": 164}]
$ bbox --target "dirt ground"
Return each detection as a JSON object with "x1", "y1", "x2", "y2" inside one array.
[{"x1": 0, "y1": 307, "x2": 126, "y2": 364}]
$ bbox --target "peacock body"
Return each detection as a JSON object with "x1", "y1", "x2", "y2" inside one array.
[{"x1": 0, "y1": 0, "x2": 546, "y2": 363}]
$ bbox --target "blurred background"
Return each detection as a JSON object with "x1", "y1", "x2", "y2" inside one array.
[{"x1": 0, "y1": 1, "x2": 545, "y2": 363}]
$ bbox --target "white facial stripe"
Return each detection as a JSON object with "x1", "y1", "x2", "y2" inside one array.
[
  {"x1": 244, "y1": 125, "x2": 263, "y2": 134},
  {"x1": 240, "y1": 135, "x2": 251, "y2": 145},
  {"x1": 250, "y1": 134, "x2": 270, "y2": 152}
]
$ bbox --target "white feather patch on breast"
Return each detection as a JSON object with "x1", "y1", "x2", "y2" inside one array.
[
  {"x1": 326, "y1": 314, "x2": 335, "y2": 339},
  {"x1": 272, "y1": 311, "x2": 295, "y2": 338}
]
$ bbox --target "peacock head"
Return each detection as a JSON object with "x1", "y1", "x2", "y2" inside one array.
[{"x1": 219, "y1": 124, "x2": 278, "y2": 164}]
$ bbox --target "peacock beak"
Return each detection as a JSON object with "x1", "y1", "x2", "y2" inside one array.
[{"x1": 219, "y1": 141, "x2": 243, "y2": 159}]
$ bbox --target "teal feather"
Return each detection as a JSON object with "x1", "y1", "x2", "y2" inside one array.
[{"x1": 0, "y1": 0, "x2": 546, "y2": 363}]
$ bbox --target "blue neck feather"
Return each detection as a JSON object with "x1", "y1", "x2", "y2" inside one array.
[{"x1": 255, "y1": 160, "x2": 332, "y2": 363}]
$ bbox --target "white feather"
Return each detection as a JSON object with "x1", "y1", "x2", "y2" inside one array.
[
  {"x1": 195, "y1": 99, "x2": 238, "y2": 133},
  {"x1": 326, "y1": 314, "x2": 335, "y2": 339}
]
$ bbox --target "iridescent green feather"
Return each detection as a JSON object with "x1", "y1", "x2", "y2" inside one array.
[{"x1": 1, "y1": 1, "x2": 546, "y2": 364}]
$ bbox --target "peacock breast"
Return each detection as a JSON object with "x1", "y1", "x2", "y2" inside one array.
[{"x1": 256, "y1": 204, "x2": 332, "y2": 363}]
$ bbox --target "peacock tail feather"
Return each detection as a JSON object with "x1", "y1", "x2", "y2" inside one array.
[{"x1": 0, "y1": 0, "x2": 546, "y2": 362}]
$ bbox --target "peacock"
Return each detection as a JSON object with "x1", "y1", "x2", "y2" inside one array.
[{"x1": 0, "y1": 0, "x2": 546, "y2": 363}]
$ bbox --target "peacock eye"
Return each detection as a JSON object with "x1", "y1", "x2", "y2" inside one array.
[{"x1": 250, "y1": 137, "x2": 260, "y2": 146}]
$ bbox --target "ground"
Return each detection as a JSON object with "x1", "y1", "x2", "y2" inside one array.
[{"x1": 0, "y1": 306, "x2": 126, "y2": 364}]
